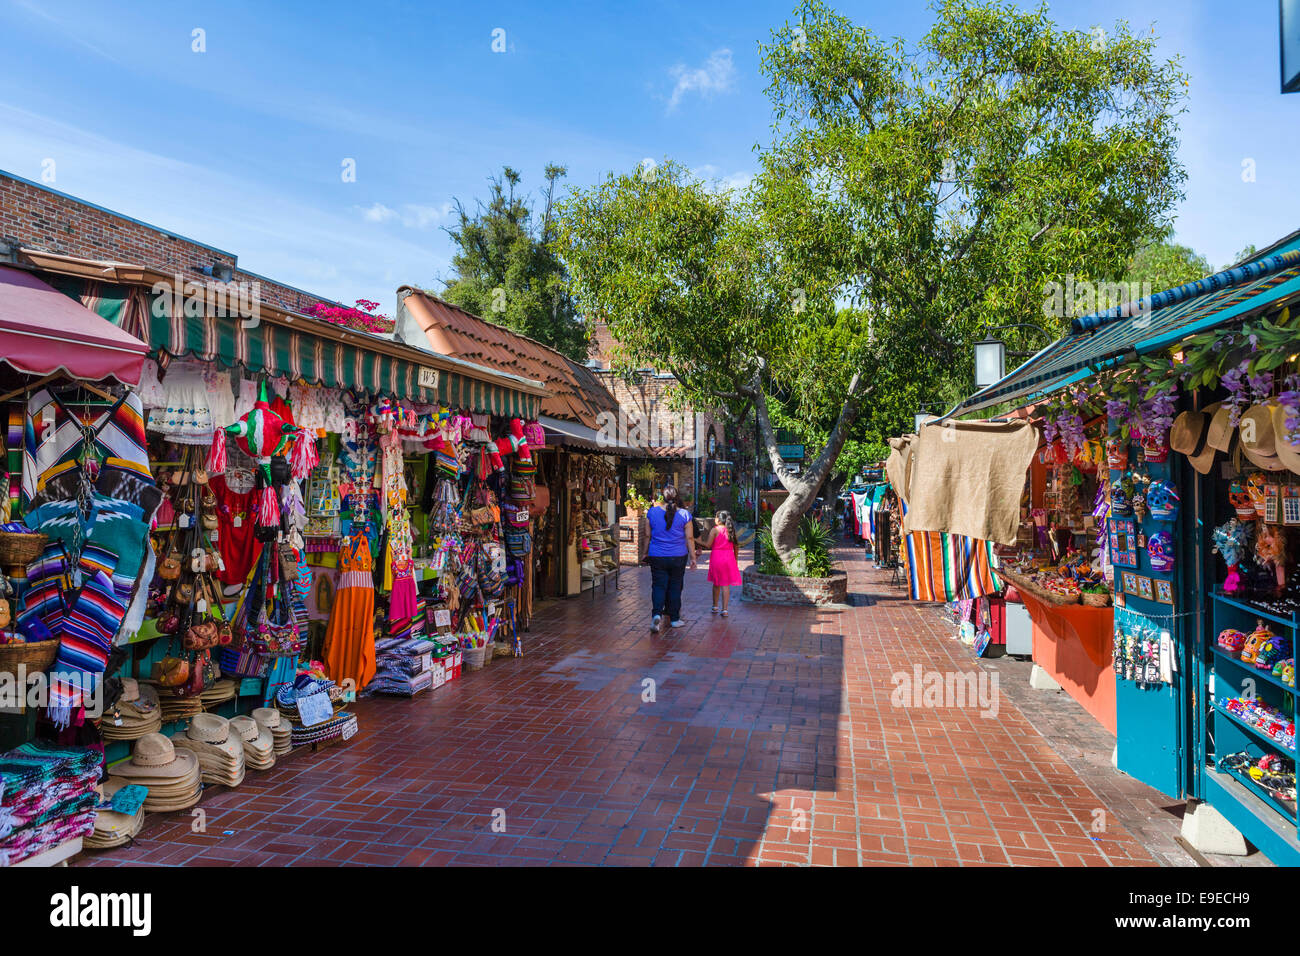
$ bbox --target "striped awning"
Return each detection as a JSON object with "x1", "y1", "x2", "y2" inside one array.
[
  {"x1": 142, "y1": 301, "x2": 540, "y2": 418},
  {"x1": 953, "y1": 243, "x2": 1300, "y2": 415}
]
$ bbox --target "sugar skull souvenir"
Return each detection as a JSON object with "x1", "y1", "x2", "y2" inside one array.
[
  {"x1": 1109, "y1": 479, "x2": 1132, "y2": 517},
  {"x1": 1217, "y1": 628, "x2": 1247, "y2": 654},
  {"x1": 1255, "y1": 632, "x2": 1293, "y2": 671},
  {"x1": 1106, "y1": 438, "x2": 1129, "y2": 472},
  {"x1": 1147, "y1": 530, "x2": 1175, "y2": 573},
  {"x1": 1240, "y1": 623, "x2": 1276, "y2": 666},
  {"x1": 1275, "y1": 658, "x2": 1296, "y2": 688},
  {"x1": 1230, "y1": 481, "x2": 1258, "y2": 521},
  {"x1": 1141, "y1": 432, "x2": 1169, "y2": 463},
  {"x1": 1147, "y1": 480, "x2": 1180, "y2": 521},
  {"x1": 1247, "y1": 472, "x2": 1269, "y2": 520}
]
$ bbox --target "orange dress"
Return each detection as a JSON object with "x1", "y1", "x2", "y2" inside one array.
[{"x1": 323, "y1": 535, "x2": 376, "y2": 691}]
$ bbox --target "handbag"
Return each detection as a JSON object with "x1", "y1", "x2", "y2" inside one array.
[
  {"x1": 183, "y1": 619, "x2": 220, "y2": 650},
  {"x1": 509, "y1": 474, "x2": 535, "y2": 502},
  {"x1": 216, "y1": 645, "x2": 268, "y2": 679},
  {"x1": 504, "y1": 528, "x2": 532, "y2": 557},
  {"x1": 154, "y1": 655, "x2": 189, "y2": 687},
  {"x1": 173, "y1": 652, "x2": 207, "y2": 698}
]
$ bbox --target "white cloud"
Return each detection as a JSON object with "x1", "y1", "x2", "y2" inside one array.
[
  {"x1": 356, "y1": 201, "x2": 452, "y2": 229},
  {"x1": 359, "y1": 202, "x2": 398, "y2": 223},
  {"x1": 666, "y1": 48, "x2": 735, "y2": 112}
]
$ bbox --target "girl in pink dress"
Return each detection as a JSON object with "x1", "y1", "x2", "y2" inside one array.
[{"x1": 705, "y1": 511, "x2": 743, "y2": 616}]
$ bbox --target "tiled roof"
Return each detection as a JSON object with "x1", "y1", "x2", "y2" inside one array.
[{"x1": 396, "y1": 287, "x2": 617, "y2": 429}]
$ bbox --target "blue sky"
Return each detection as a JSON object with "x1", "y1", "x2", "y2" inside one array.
[{"x1": 0, "y1": 0, "x2": 1296, "y2": 314}]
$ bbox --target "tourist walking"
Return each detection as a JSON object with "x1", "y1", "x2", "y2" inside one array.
[
  {"x1": 639, "y1": 484, "x2": 696, "y2": 632},
  {"x1": 704, "y1": 511, "x2": 742, "y2": 616}
]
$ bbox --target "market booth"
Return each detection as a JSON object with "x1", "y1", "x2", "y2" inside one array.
[
  {"x1": 954, "y1": 232, "x2": 1300, "y2": 862},
  {"x1": 0, "y1": 251, "x2": 582, "y2": 864}
]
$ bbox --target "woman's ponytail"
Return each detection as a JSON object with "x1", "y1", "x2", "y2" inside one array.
[{"x1": 662, "y1": 484, "x2": 679, "y2": 526}]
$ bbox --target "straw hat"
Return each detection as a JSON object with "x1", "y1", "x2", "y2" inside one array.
[
  {"x1": 119, "y1": 678, "x2": 140, "y2": 704},
  {"x1": 1171, "y1": 402, "x2": 1222, "y2": 476},
  {"x1": 1207, "y1": 404, "x2": 1240, "y2": 454},
  {"x1": 86, "y1": 779, "x2": 147, "y2": 850},
  {"x1": 1240, "y1": 403, "x2": 1287, "y2": 472},
  {"x1": 187, "y1": 713, "x2": 232, "y2": 744},
  {"x1": 109, "y1": 733, "x2": 200, "y2": 781},
  {"x1": 252, "y1": 707, "x2": 282, "y2": 731},
  {"x1": 1271, "y1": 403, "x2": 1300, "y2": 476},
  {"x1": 230, "y1": 715, "x2": 274, "y2": 759}
]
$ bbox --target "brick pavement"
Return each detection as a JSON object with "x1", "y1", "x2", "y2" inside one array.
[{"x1": 78, "y1": 543, "x2": 1188, "y2": 866}]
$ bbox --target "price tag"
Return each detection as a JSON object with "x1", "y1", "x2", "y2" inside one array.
[
  {"x1": 178, "y1": 514, "x2": 190, "y2": 528},
  {"x1": 196, "y1": 598, "x2": 208, "y2": 614},
  {"x1": 296, "y1": 691, "x2": 332, "y2": 727},
  {"x1": 233, "y1": 515, "x2": 242, "y2": 528},
  {"x1": 341, "y1": 719, "x2": 357, "y2": 741}
]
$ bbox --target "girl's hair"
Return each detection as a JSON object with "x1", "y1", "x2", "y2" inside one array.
[
  {"x1": 716, "y1": 510, "x2": 735, "y2": 543},
  {"x1": 662, "y1": 484, "x2": 679, "y2": 525}
]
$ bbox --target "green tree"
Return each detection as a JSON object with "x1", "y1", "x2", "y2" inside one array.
[
  {"x1": 441, "y1": 165, "x2": 588, "y2": 360},
  {"x1": 1123, "y1": 239, "x2": 1211, "y2": 294},
  {"x1": 557, "y1": 0, "x2": 1188, "y2": 562}
]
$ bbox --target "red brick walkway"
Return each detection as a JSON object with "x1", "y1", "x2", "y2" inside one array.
[{"x1": 80, "y1": 544, "x2": 1159, "y2": 866}]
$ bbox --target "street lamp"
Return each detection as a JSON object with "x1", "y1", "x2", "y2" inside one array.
[
  {"x1": 914, "y1": 410, "x2": 931, "y2": 431},
  {"x1": 973, "y1": 336, "x2": 1006, "y2": 389},
  {"x1": 973, "y1": 323, "x2": 1056, "y2": 390}
]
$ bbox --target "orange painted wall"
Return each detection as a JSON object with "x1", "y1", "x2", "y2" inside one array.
[{"x1": 1023, "y1": 595, "x2": 1117, "y2": 734}]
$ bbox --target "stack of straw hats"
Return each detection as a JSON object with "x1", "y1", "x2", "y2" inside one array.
[
  {"x1": 157, "y1": 685, "x2": 204, "y2": 723},
  {"x1": 229, "y1": 715, "x2": 275, "y2": 770},
  {"x1": 107, "y1": 733, "x2": 202, "y2": 812},
  {"x1": 84, "y1": 778, "x2": 147, "y2": 850},
  {"x1": 253, "y1": 708, "x2": 292, "y2": 756},
  {"x1": 101, "y1": 679, "x2": 162, "y2": 742},
  {"x1": 171, "y1": 714, "x2": 246, "y2": 788},
  {"x1": 1174, "y1": 400, "x2": 1300, "y2": 476},
  {"x1": 199, "y1": 678, "x2": 239, "y2": 710}
]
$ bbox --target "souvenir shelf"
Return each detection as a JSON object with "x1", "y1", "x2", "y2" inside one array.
[
  {"x1": 1208, "y1": 589, "x2": 1299, "y2": 833},
  {"x1": 580, "y1": 523, "x2": 621, "y2": 598}
]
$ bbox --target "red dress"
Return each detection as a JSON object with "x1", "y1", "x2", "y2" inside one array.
[{"x1": 707, "y1": 528, "x2": 743, "y2": 587}]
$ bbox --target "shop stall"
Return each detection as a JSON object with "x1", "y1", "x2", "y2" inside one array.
[
  {"x1": 947, "y1": 233, "x2": 1300, "y2": 862},
  {"x1": 0, "y1": 252, "x2": 561, "y2": 863}
]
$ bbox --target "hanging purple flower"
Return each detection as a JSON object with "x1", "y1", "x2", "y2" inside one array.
[
  {"x1": 1279, "y1": 373, "x2": 1300, "y2": 444},
  {"x1": 1221, "y1": 361, "x2": 1250, "y2": 427},
  {"x1": 1247, "y1": 369, "x2": 1274, "y2": 404}
]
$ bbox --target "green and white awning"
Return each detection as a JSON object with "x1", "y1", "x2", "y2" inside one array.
[{"x1": 143, "y1": 300, "x2": 540, "y2": 418}]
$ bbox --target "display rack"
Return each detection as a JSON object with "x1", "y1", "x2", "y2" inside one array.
[
  {"x1": 581, "y1": 523, "x2": 621, "y2": 599},
  {"x1": 1207, "y1": 589, "x2": 1300, "y2": 837}
]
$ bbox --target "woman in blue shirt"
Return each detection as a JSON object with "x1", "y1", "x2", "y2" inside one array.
[{"x1": 639, "y1": 484, "x2": 696, "y2": 632}]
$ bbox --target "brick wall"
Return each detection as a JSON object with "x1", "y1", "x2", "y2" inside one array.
[
  {"x1": 0, "y1": 172, "x2": 337, "y2": 315},
  {"x1": 741, "y1": 566, "x2": 849, "y2": 606}
]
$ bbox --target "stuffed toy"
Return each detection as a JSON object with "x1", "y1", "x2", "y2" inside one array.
[{"x1": 207, "y1": 380, "x2": 311, "y2": 527}]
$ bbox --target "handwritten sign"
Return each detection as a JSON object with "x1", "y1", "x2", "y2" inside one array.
[{"x1": 296, "y1": 691, "x2": 333, "y2": 728}]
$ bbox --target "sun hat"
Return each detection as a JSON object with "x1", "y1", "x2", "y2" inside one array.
[
  {"x1": 1271, "y1": 403, "x2": 1300, "y2": 477},
  {"x1": 230, "y1": 715, "x2": 274, "y2": 757},
  {"x1": 108, "y1": 733, "x2": 201, "y2": 781},
  {"x1": 1171, "y1": 401, "x2": 1222, "y2": 475},
  {"x1": 187, "y1": 713, "x2": 232, "y2": 744},
  {"x1": 118, "y1": 678, "x2": 140, "y2": 704},
  {"x1": 252, "y1": 707, "x2": 282, "y2": 731},
  {"x1": 85, "y1": 779, "x2": 147, "y2": 850},
  {"x1": 1240, "y1": 402, "x2": 1286, "y2": 471},
  {"x1": 1207, "y1": 404, "x2": 1240, "y2": 454}
]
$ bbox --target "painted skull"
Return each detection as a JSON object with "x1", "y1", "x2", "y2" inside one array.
[
  {"x1": 1147, "y1": 530, "x2": 1175, "y2": 573},
  {"x1": 1109, "y1": 479, "x2": 1132, "y2": 516},
  {"x1": 1255, "y1": 633, "x2": 1293, "y2": 671},
  {"x1": 1147, "y1": 480, "x2": 1180, "y2": 521},
  {"x1": 1240, "y1": 624, "x2": 1275, "y2": 665},
  {"x1": 1230, "y1": 481, "x2": 1258, "y2": 520},
  {"x1": 1217, "y1": 628, "x2": 1246, "y2": 653},
  {"x1": 1247, "y1": 472, "x2": 1269, "y2": 519}
]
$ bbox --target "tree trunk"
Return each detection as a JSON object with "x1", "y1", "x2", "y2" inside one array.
[{"x1": 750, "y1": 372, "x2": 865, "y2": 565}]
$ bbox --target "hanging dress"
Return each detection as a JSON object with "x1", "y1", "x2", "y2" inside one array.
[{"x1": 323, "y1": 534, "x2": 376, "y2": 691}]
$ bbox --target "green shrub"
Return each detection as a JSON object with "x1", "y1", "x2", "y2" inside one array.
[{"x1": 755, "y1": 517, "x2": 836, "y2": 578}]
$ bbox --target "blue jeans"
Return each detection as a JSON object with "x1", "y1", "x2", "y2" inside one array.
[{"x1": 649, "y1": 555, "x2": 688, "y2": 621}]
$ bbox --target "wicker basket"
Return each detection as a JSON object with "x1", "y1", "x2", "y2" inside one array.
[
  {"x1": 1081, "y1": 591, "x2": 1111, "y2": 608},
  {"x1": 492, "y1": 641, "x2": 513, "y2": 660},
  {"x1": 0, "y1": 638, "x2": 60, "y2": 677},
  {"x1": 0, "y1": 531, "x2": 48, "y2": 576},
  {"x1": 463, "y1": 644, "x2": 488, "y2": 671}
]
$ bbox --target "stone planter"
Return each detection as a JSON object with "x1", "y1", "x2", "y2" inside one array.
[{"x1": 741, "y1": 566, "x2": 848, "y2": 606}]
